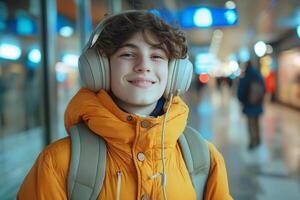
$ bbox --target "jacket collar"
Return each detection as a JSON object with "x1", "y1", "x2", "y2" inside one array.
[{"x1": 64, "y1": 88, "x2": 189, "y2": 146}]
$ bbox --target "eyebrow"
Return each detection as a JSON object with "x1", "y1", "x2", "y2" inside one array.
[
  {"x1": 119, "y1": 43, "x2": 165, "y2": 52},
  {"x1": 119, "y1": 43, "x2": 138, "y2": 50}
]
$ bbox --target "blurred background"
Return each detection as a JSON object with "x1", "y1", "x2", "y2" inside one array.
[{"x1": 0, "y1": 0, "x2": 300, "y2": 199}]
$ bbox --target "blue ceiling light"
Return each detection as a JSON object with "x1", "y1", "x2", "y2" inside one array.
[
  {"x1": 193, "y1": 8, "x2": 213, "y2": 27},
  {"x1": 297, "y1": 25, "x2": 300, "y2": 38},
  {"x1": 224, "y1": 9, "x2": 238, "y2": 25},
  {"x1": 16, "y1": 10, "x2": 34, "y2": 35},
  {"x1": 0, "y1": 43, "x2": 22, "y2": 60},
  {"x1": 28, "y1": 48, "x2": 41, "y2": 64},
  {"x1": 59, "y1": 26, "x2": 74, "y2": 37}
]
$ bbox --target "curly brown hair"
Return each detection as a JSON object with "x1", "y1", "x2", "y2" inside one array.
[{"x1": 94, "y1": 10, "x2": 188, "y2": 59}]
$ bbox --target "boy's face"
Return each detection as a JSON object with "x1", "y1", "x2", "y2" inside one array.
[{"x1": 109, "y1": 31, "x2": 169, "y2": 112}]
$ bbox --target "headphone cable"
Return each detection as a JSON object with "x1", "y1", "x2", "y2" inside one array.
[{"x1": 161, "y1": 93, "x2": 174, "y2": 200}]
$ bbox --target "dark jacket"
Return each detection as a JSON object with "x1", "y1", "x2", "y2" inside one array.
[{"x1": 237, "y1": 65, "x2": 266, "y2": 116}]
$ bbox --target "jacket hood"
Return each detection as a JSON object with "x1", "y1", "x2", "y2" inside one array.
[{"x1": 64, "y1": 88, "x2": 189, "y2": 147}]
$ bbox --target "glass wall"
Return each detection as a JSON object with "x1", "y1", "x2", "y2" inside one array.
[
  {"x1": 0, "y1": 1, "x2": 42, "y2": 136},
  {"x1": 0, "y1": 0, "x2": 44, "y2": 199},
  {"x1": 0, "y1": 0, "x2": 110, "y2": 198}
]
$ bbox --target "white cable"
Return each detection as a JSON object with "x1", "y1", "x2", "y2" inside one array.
[
  {"x1": 161, "y1": 93, "x2": 174, "y2": 200},
  {"x1": 116, "y1": 171, "x2": 122, "y2": 200}
]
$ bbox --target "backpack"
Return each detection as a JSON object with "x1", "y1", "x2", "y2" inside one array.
[
  {"x1": 67, "y1": 123, "x2": 211, "y2": 200},
  {"x1": 246, "y1": 78, "x2": 264, "y2": 105}
]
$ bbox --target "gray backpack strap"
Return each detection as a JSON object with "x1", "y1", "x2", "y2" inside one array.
[
  {"x1": 68, "y1": 123, "x2": 107, "y2": 200},
  {"x1": 178, "y1": 126, "x2": 211, "y2": 200}
]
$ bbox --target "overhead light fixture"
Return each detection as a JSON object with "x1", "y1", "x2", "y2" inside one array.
[
  {"x1": 193, "y1": 8, "x2": 213, "y2": 27},
  {"x1": 28, "y1": 48, "x2": 41, "y2": 64},
  {"x1": 225, "y1": 1, "x2": 236, "y2": 9},
  {"x1": 297, "y1": 25, "x2": 300, "y2": 38},
  {"x1": 254, "y1": 41, "x2": 267, "y2": 57},
  {"x1": 0, "y1": 43, "x2": 22, "y2": 60},
  {"x1": 224, "y1": 9, "x2": 238, "y2": 24},
  {"x1": 59, "y1": 26, "x2": 74, "y2": 37}
]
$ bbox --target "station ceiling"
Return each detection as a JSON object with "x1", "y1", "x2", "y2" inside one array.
[
  {"x1": 56, "y1": 0, "x2": 300, "y2": 61},
  {"x1": 4, "y1": 0, "x2": 300, "y2": 61}
]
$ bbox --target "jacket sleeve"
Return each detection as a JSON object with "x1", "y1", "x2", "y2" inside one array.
[
  {"x1": 17, "y1": 139, "x2": 70, "y2": 200},
  {"x1": 204, "y1": 143, "x2": 233, "y2": 200}
]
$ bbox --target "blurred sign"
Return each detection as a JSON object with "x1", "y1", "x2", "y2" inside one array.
[
  {"x1": 179, "y1": 6, "x2": 238, "y2": 29},
  {"x1": 150, "y1": 6, "x2": 238, "y2": 29}
]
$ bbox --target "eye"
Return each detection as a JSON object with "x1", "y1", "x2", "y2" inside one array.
[
  {"x1": 151, "y1": 54, "x2": 166, "y2": 60},
  {"x1": 119, "y1": 52, "x2": 136, "y2": 59}
]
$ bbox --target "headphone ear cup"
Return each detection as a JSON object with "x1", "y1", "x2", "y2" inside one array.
[
  {"x1": 164, "y1": 58, "x2": 193, "y2": 99},
  {"x1": 78, "y1": 48, "x2": 110, "y2": 92}
]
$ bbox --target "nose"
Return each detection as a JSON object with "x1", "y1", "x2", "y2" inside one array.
[{"x1": 133, "y1": 57, "x2": 151, "y2": 73}]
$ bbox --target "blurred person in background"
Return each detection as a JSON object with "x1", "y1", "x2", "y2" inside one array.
[{"x1": 237, "y1": 60, "x2": 266, "y2": 150}]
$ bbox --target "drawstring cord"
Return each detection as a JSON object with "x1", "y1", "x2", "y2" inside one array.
[{"x1": 116, "y1": 171, "x2": 122, "y2": 200}]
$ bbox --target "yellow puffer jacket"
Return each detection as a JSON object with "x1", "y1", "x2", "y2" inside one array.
[{"x1": 17, "y1": 88, "x2": 233, "y2": 200}]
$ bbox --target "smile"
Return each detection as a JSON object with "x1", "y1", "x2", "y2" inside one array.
[{"x1": 127, "y1": 79, "x2": 156, "y2": 88}]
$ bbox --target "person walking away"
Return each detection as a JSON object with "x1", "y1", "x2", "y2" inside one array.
[{"x1": 237, "y1": 61, "x2": 266, "y2": 150}]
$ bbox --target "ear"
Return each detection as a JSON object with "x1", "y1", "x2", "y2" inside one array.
[
  {"x1": 78, "y1": 48, "x2": 110, "y2": 92},
  {"x1": 164, "y1": 58, "x2": 193, "y2": 99}
]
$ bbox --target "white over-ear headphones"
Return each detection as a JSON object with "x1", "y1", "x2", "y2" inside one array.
[{"x1": 78, "y1": 10, "x2": 193, "y2": 99}]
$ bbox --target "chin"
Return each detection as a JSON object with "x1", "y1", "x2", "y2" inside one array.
[
  {"x1": 112, "y1": 87, "x2": 165, "y2": 107},
  {"x1": 128, "y1": 95, "x2": 161, "y2": 106}
]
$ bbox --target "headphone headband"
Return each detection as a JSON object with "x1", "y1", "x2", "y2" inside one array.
[{"x1": 83, "y1": 10, "x2": 147, "y2": 52}]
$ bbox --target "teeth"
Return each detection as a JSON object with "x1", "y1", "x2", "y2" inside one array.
[
  {"x1": 135, "y1": 81, "x2": 149, "y2": 83},
  {"x1": 130, "y1": 80, "x2": 154, "y2": 84}
]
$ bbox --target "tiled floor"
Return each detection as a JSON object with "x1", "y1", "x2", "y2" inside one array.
[
  {"x1": 0, "y1": 127, "x2": 44, "y2": 200},
  {"x1": 183, "y1": 84, "x2": 300, "y2": 200},
  {"x1": 1, "y1": 84, "x2": 300, "y2": 199}
]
